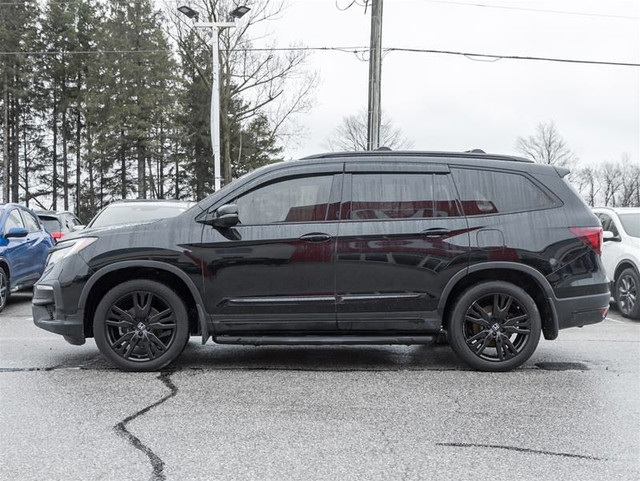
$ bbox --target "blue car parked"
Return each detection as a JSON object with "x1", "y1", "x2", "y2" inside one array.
[{"x1": 0, "y1": 204, "x2": 54, "y2": 312}]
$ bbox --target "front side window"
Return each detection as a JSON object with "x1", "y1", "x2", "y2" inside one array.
[
  {"x1": 22, "y1": 211, "x2": 40, "y2": 232},
  {"x1": 451, "y1": 168, "x2": 555, "y2": 216},
  {"x1": 235, "y1": 175, "x2": 333, "y2": 225},
  {"x1": 4, "y1": 209, "x2": 24, "y2": 234},
  {"x1": 349, "y1": 173, "x2": 461, "y2": 220}
]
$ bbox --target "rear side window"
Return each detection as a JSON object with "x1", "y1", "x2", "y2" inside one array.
[
  {"x1": 349, "y1": 173, "x2": 461, "y2": 220},
  {"x1": 451, "y1": 168, "x2": 555, "y2": 216},
  {"x1": 39, "y1": 217, "x2": 62, "y2": 233}
]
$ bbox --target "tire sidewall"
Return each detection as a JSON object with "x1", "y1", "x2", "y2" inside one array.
[
  {"x1": 615, "y1": 268, "x2": 640, "y2": 319},
  {"x1": 0, "y1": 268, "x2": 7, "y2": 312},
  {"x1": 94, "y1": 279, "x2": 189, "y2": 371},
  {"x1": 448, "y1": 281, "x2": 542, "y2": 372}
]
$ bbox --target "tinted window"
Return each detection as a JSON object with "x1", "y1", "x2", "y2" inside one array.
[
  {"x1": 4, "y1": 209, "x2": 24, "y2": 234},
  {"x1": 349, "y1": 173, "x2": 461, "y2": 220},
  {"x1": 618, "y1": 213, "x2": 640, "y2": 238},
  {"x1": 22, "y1": 211, "x2": 40, "y2": 232},
  {"x1": 451, "y1": 168, "x2": 555, "y2": 216},
  {"x1": 235, "y1": 176, "x2": 333, "y2": 225},
  {"x1": 597, "y1": 213, "x2": 619, "y2": 236},
  {"x1": 39, "y1": 217, "x2": 62, "y2": 233}
]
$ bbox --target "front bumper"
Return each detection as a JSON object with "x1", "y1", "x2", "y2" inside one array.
[{"x1": 33, "y1": 281, "x2": 85, "y2": 345}]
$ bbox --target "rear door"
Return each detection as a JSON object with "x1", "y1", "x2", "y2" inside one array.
[
  {"x1": 20, "y1": 209, "x2": 51, "y2": 281},
  {"x1": 335, "y1": 162, "x2": 471, "y2": 333}
]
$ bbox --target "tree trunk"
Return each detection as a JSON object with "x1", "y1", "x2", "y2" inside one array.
[
  {"x1": 76, "y1": 110, "x2": 81, "y2": 214},
  {"x1": 137, "y1": 139, "x2": 146, "y2": 199},
  {"x1": 120, "y1": 129, "x2": 126, "y2": 199},
  {"x1": 52, "y1": 87, "x2": 58, "y2": 210},
  {"x1": 62, "y1": 104, "x2": 69, "y2": 210},
  {"x1": 2, "y1": 71, "x2": 9, "y2": 203},
  {"x1": 10, "y1": 95, "x2": 18, "y2": 202}
]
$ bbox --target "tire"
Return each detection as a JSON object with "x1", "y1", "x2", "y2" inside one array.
[
  {"x1": 93, "y1": 279, "x2": 189, "y2": 371},
  {"x1": 448, "y1": 281, "x2": 542, "y2": 372},
  {"x1": 615, "y1": 268, "x2": 639, "y2": 320},
  {"x1": 0, "y1": 267, "x2": 8, "y2": 313}
]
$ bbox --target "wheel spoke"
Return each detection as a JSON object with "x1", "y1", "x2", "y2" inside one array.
[
  {"x1": 111, "y1": 331, "x2": 135, "y2": 352},
  {"x1": 469, "y1": 332, "x2": 493, "y2": 356},
  {"x1": 147, "y1": 308, "x2": 175, "y2": 330},
  {"x1": 133, "y1": 292, "x2": 153, "y2": 318},
  {"x1": 466, "y1": 329, "x2": 490, "y2": 344},
  {"x1": 123, "y1": 335, "x2": 141, "y2": 359},
  {"x1": 503, "y1": 314, "x2": 529, "y2": 327},
  {"x1": 465, "y1": 314, "x2": 490, "y2": 328},
  {"x1": 147, "y1": 332, "x2": 168, "y2": 353},
  {"x1": 496, "y1": 295, "x2": 513, "y2": 321},
  {"x1": 107, "y1": 306, "x2": 136, "y2": 327}
]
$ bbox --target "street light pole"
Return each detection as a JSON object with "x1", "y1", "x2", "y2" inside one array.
[{"x1": 179, "y1": 5, "x2": 250, "y2": 191}]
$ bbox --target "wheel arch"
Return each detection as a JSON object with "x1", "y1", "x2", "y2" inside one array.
[
  {"x1": 614, "y1": 260, "x2": 639, "y2": 282},
  {"x1": 438, "y1": 262, "x2": 559, "y2": 340},
  {"x1": 80, "y1": 260, "x2": 208, "y2": 342}
]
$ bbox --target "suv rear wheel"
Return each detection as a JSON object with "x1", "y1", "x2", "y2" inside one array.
[
  {"x1": 615, "y1": 268, "x2": 639, "y2": 319},
  {"x1": 93, "y1": 279, "x2": 189, "y2": 371},
  {"x1": 448, "y1": 281, "x2": 541, "y2": 372}
]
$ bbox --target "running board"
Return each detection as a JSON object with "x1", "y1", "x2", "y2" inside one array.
[{"x1": 213, "y1": 335, "x2": 437, "y2": 346}]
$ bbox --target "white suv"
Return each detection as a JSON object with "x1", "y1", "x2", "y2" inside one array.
[{"x1": 593, "y1": 207, "x2": 640, "y2": 319}]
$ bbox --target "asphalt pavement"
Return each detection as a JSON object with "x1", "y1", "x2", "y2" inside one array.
[{"x1": 1, "y1": 292, "x2": 639, "y2": 481}]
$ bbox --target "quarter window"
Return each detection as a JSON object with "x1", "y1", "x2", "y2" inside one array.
[
  {"x1": 451, "y1": 168, "x2": 555, "y2": 216},
  {"x1": 349, "y1": 173, "x2": 461, "y2": 220},
  {"x1": 235, "y1": 175, "x2": 333, "y2": 225}
]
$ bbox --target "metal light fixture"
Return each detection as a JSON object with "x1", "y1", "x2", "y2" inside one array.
[
  {"x1": 230, "y1": 5, "x2": 250, "y2": 18},
  {"x1": 178, "y1": 5, "x2": 199, "y2": 19}
]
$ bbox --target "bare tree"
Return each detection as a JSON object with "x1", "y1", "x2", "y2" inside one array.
[
  {"x1": 167, "y1": 0, "x2": 317, "y2": 184},
  {"x1": 516, "y1": 121, "x2": 576, "y2": 167},
  {"x1": 324, "y1": 109, "x2": 413, "y2": 151},
  {"x1": 575, "y1": 166, "x2": 601, "y2": 207}
]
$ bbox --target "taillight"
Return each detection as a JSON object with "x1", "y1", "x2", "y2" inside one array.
[
  {"x1": 51, "y1": 232, "x2": 64, "y2": 240},
  {"x1": 569, "y1": 227, "x2": 602, "y2": 256}
]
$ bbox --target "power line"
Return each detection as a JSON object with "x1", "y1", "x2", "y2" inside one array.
[
  {"x1": 420, "y1": 0, "x2": 640, "y2": 20},
  {"x1": 1, "y1": 46, "x2": 637, "y2": 67}
]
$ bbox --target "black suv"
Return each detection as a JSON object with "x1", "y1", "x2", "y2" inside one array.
[{"x1": 33, "y1": 151, "x2": 610, "y2": 372}]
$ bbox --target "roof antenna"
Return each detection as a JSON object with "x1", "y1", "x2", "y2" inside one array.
[
  {"x1": 465, "y1": 149, "x2": 486, "y2": 154},
  {"x1": 375, "y1": 146, "x2": 392, "y2": 151}
]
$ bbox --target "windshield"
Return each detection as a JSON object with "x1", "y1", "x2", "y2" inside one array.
[
  {"x1": 40, "y1": 217, "x2": 62, "y2": 233},
  {"x1": 89, "y1": 203, "x2": 190, "y2": 228},
  {"x1": 618, "y1": 213, "x2": 640, "y2": 238}
]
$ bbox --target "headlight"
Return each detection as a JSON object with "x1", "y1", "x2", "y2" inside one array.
[{"x1": 46, "y1": 237, "x2": 97, "y2": 267}]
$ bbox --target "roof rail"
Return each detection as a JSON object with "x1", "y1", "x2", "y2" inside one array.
[{"x1": 300, "y1": 150, "x2": 535, "y2": 163}]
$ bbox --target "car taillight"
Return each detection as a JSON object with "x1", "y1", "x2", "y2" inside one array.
[
  {"x1": 569, "y1": 227, "x2": 602, "y2": 256},
  {"x1": 52, "y1": 232, "x2": 64, "y2": 240}
]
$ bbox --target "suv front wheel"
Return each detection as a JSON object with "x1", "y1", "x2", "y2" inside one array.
[
  {"x1": 94, "y1": 279, "x2": 189, "y2": 371},
  {"x1": 448, "y1": 281, "x2": 541, "y2": 372}
]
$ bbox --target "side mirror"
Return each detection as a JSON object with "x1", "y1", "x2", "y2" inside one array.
[
  {"x1": 603, "y1": 231, "x2": 620, "y2": 242},
  {"x1": 5, "y1": 227, "x2": 28, "y2": 238},
  {"x1": 199, "y1": 204, "x2": 239, "y2": 228}
]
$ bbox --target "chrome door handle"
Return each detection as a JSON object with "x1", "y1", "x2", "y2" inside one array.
[
  {"x1": 299, "y1": 233, "x2": 332, "y2": 243},
  {"x1": 422, "y1": 228, "x2": 450, "y2": 237}
]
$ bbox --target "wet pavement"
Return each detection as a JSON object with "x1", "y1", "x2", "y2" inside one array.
[{"x1": 1, "y1": 292, "x2": 639, "y2": 481}]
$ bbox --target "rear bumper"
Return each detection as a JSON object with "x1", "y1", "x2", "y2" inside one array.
[
  {"x1": 32, "y1": 281, "x2": 85, "y2": 345},
  {"x1": 551, "y1": 290, "x2": 610, "y2": 333}
]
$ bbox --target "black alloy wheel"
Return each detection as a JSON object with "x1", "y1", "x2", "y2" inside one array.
[
  {"x1": 616, "y1": 268, "x2": 639, "y2": 320},
  {"x1": 0, "y1": 268, "x2": 8, "y2": 312},
  {"x1": 94, "y1": 279, "x2": 189, "y2": 371},
  {"x1": 448, "y1": 281, "x2": 541, "y2": 372}
]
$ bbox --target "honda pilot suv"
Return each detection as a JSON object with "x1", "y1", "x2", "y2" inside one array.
[{"x1": 33, "y1": 151, "x2": 610, "y2": 371}]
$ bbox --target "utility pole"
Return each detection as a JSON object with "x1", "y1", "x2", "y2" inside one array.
[{"x1": 366, "y1": 0, "x2": 383, "y2": 151}]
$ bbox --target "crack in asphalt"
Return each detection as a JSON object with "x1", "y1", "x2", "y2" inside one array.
[
  {"x1": 114, "y1": 372, "x2": 178, "y2": 481},
  {"x1": 436, "y1": 442, "x2": 603, "y2": 460}
]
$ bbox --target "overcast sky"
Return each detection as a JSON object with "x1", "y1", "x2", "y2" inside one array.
[{"x1": 249, "y1": 0, "x2": 639, "y2": 166}]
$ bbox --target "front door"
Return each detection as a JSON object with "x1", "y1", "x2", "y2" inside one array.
[
  {"x1": 197, "y1": 171, "x2": 343, "y2": 336},
  {"x1": 335, "y1": 163, "x2": 470, "y2": 333}
]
